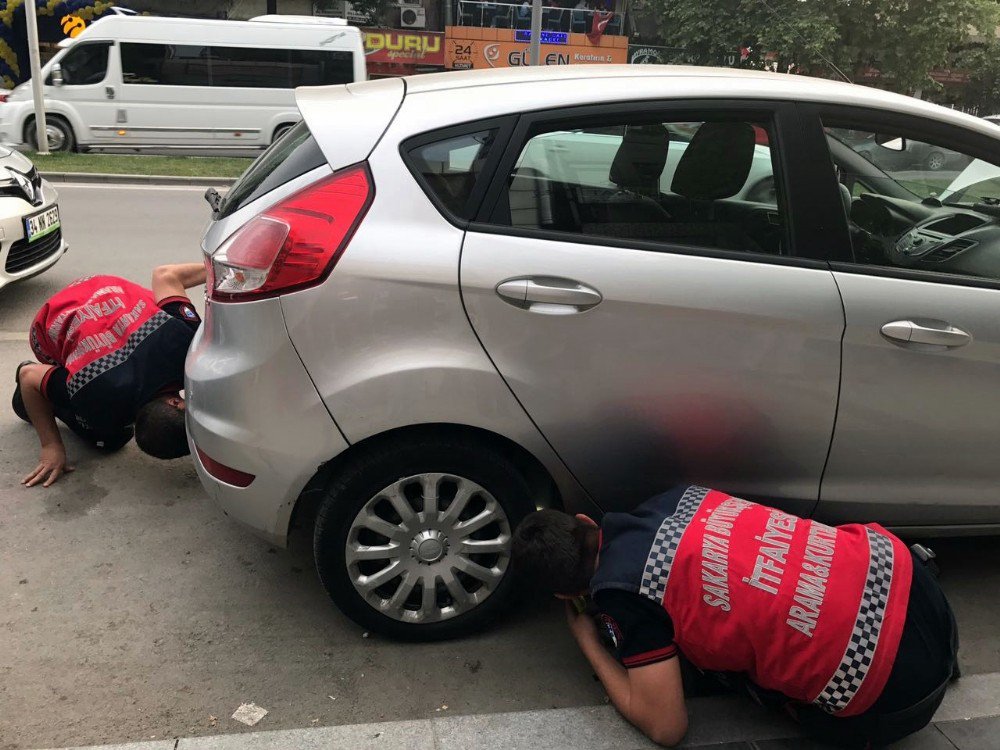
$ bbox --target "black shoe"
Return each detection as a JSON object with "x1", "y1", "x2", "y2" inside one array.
[{"x1": 11, "y1": 360, "x2": 34, "y2": 422}]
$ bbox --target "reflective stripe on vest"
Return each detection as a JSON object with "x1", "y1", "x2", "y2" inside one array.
[
  {"x1": 639, "y1": 485, "x2": 711, "y2": 601},
  {"x1": 813, "y1": 528, "x2": 895, "y2": 713}
]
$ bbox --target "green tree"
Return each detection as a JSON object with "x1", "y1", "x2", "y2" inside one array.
[
  {"x1": 348, "y1": 0, "x2": 392, "y2": 25},
  {"x1": 947, "y1": 37, "x2": 1000, "y2": 113},
  {"x1": 642, "y1": 0, "x2": 1000, "y2": 96}
]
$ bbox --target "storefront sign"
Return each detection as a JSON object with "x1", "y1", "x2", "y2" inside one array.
[
  {"x1": 628, "y1": 45, "x2": 687, "y2": 65},
  {"x1": 445, "y1": 27, "x2": 626, "y2": 69},
  {"x1": 513, "y1": 30, "x2": 568, "y2": 45},
  {"x1": 363, "y1": 29, "x2": 445, "y2": 66}
]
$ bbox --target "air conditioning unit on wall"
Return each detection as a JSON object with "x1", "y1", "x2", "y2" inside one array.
[{"x1": 399, "y1": 5, "x2": 426, "y2": 27}]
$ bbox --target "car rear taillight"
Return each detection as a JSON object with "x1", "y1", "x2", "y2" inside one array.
[
  {"x1": 0, "y1": 93, "x2": 8, "y2": 104},
  {"x1": 196, "y1": 447, "x2": 255, "y2": 487},
  {"x1": 208, "y1": 163, "x2": 373, "y2": 301}
]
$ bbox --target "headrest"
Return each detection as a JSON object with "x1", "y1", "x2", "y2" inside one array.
[
  {"x1": 671, "y1": 121, "x2": 756, "y2": 200},
  {"x1": 609, "y1": 123, "x2": 670, "y2": 195}
]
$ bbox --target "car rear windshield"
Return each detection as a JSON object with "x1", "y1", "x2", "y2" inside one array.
[{"x1": 219, "y1": 121, "x2": 327, "y2": 218}]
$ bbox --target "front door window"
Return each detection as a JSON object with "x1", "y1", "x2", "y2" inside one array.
[
  {"x1": 825, "y1": 124, "x2": 1000, "y2": 280},
  {"x1": 55, "y1": 42, "x2": 111, "y2": 86}
]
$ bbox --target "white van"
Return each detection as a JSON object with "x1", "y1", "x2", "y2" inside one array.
[{"x1": 0, "y1": 15, "x2": 365, "y2": 152}]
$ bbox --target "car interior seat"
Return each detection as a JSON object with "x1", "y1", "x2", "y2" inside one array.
[
  {"x1": 576, "y1": 124, "x2": 676, "y2": 238},
  {"x1": 609, "y1": 123, "x2": 671, "y2": 199},
  {"x1": 666, "y1": 121, "x2": 764, "y2": 251}
]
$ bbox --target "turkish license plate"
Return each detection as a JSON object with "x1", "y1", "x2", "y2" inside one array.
[{"x1": 24, "y1": 205, "x2": 60, "y2": 243}]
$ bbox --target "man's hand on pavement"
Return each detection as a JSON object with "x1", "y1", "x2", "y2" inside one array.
[{"x1": 22, "y1": 443, "x2": 75, "y2": 488}]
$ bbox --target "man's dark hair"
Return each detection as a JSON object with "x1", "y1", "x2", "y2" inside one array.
[
  {"x1": 134, "y1": 397, "x2": 190, "y2": 460},
  {"x1": 512, "y1": 510, "x2": 600, "y2": 596}
]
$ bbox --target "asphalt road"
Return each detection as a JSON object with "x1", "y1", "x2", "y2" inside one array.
[{"x1": 1, "y1": 184, "x2": 998, "y2": 750}]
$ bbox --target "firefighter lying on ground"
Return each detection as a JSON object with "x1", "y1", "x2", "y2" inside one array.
[
  {"x1": 512, "y1": 485, "x2": 958, "y2": 748},
  {"x1": 13, "y1": 263, "x2": 206, "y2": 488}
]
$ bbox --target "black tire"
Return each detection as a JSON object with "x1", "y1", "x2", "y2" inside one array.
[
  {"x1": 25, "y1": 116, "x2": 75, "y2": 152},
  {"x1": 313, "y1": 437, "x2": 533, "y2": 641},
  {"x1": 272, "y1": 123, "x2": 294, "y2": 145}
]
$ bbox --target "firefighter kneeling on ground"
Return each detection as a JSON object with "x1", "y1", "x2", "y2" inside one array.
[
  {"x1": 13, "y1": 263, "x2": 206, "y2": 488},
  {"x1": 512, "y1": 485, "x2": 958, "y2": 749}
]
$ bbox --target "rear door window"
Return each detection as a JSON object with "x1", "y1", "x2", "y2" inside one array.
[
  {"x1": 491, "y1": 116, "x2": 787, "y2": 256},
  {"x1": 220, "y1": 121, "x2": 327, "y2": 218},
  {"x1": 121, "y1": 43, "x2": 212, "y2": 86}
]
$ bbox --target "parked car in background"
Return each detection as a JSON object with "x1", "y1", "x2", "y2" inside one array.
[
  {"x1": 0, "y1": 147, "x2": 65, "y2": 291},
  {"x1": 186, "y1": 66, "x2": 1000, "y2": 641},
  {"x1": 0, "y1": 14, "x2": 364, "y2": 152},
  {"x1": 853, "y1": 132, "x2": 972, "y2": 171}
]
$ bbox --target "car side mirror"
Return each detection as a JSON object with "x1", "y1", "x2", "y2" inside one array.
[
  {"x1": 875, "y1": 133, "x2": 906, "y2": 151},
  {"x1": 51, "y1": 64, "x2": 64, "y2": 87}
]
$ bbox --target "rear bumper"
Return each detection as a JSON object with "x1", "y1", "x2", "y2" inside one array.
[{"x1": 184, "y1": 297, "x2": 349, "y2": 546}]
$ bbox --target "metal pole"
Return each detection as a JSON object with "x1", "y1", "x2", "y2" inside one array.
[
  {"x1": 528, "y1": 0, "x2": 542, "y2": 65},
  {"x1": 24, "y1": 0, "x2": 49, "y2": 155}
]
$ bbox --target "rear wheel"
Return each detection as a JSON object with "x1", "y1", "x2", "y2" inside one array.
[
  {"x1": 25, "y1": 116, "x2": 75, "y2": 152},
  {"x1": 272, "y1": 123, "x2": 294, "y2": 145},
  {"x1": 313, "y1": 437, "x2": 533, "y2": 641}
]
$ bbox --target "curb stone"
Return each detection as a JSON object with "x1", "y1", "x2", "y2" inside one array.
[
  {"x1": 33, "y1": 672, "x2": 1000, "y2": 750},
  {"x1": 39, "y1": 171, "x2": 237, "y2": 187}
]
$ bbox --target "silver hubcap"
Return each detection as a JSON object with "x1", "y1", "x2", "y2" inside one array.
[
  {"x1": 45, "y1": 125, "x2": 66, "y2": 151},
  {"x1": 346, "y1": 473, "x2": 511, "y2": 624}
]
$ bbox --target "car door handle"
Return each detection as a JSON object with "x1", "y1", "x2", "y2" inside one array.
[
  {"x1": 496, "y1": 277, "x2": 602, "y2": 311},
  {"x1": 881, "y1": 320, "x2": 971, "y2": 348}
]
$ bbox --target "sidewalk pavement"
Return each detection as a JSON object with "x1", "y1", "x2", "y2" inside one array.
[{"x1": 39, "y1": 673, "x2": 1000, "y2": 750}]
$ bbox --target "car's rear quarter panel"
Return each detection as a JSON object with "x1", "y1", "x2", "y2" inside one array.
[
  {"x1": 278, "y1": 91, "x2": 596, "y2": 516},
  {"x1": 186, "y1": 296, "x2": 350, "y2": 544}
]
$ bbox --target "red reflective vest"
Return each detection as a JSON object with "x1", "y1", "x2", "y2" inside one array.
[
  {"x1": 30, "y1": 275, "x2": 163, "y2": 378},
  {"x1": 594, "y1": 487, "x2": 913, "y2": 716}
]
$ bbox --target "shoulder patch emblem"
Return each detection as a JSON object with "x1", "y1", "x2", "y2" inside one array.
[
  {"x1": 181, "y1": 305, "x2": 198, "y2": 320},
  {"x1": 598, "y1": 614, "x2": 622, "y2": 650}
]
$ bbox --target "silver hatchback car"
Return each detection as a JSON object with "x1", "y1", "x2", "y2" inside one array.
[{"x1": 187, "y1": 66, "x2": 1000, "y2": 640}]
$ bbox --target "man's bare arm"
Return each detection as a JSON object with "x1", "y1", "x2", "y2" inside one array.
[
  {"x1": 151, "y1": 263, "x2": 207, "y2": 303},
  {"x1": 18, "y1": 364, "x2": 74, "y2": 488},
  {"x1": 567, "y1": 602, "x2": 687, "y2": 746}
]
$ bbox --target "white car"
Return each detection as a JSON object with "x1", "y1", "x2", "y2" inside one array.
[{"x1": 0, "y1": 147, "x2": 65, "y2": 290}]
